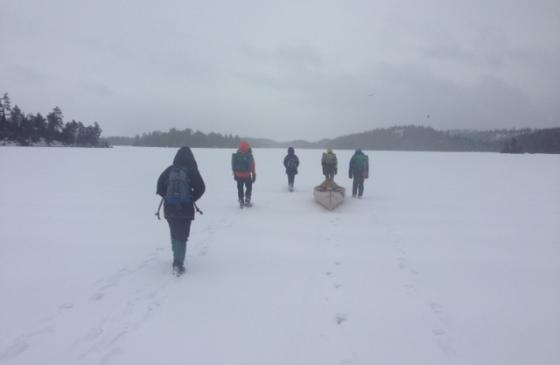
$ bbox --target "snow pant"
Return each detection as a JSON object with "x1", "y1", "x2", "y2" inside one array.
[
  {"x1": 323, "y1": 166, "x2": 336, "y2": 180},
  {"x1": 236, "y1": 178, "x2": 252, "y2": 202},
  {"x1": 166, "y1": 218, "x2": 192, "y2": 267},
  {"x1": 352, "y1": 176, "x2": 365, "y2": 197},
  {"x1": 287, "y1": 173, "x2": 296, "y2": 186}
]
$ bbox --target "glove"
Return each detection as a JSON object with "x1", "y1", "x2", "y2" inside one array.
[
  {"x1": 349, "y1": 173, "x2": 353, "y2": 179},
  {"x1": 252, "y1": 175, "x2": 256, "y2": 183},
  {"x1": 334, "y1": 168, "x2": 338, "y2": 174}
]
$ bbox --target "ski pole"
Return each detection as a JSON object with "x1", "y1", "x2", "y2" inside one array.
[
  {"x1": 194, "y1": 202, "x2": 204, "y2": 215},
  {"x1": 155, "y1": 198, "x2": 164, "y2": 220}
]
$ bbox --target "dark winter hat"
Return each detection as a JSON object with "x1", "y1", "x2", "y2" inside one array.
[
  {"x1": 288, "y1": 147, "x2": 295, "y2": 154},
  {"x1": 173, "y1": 146, "x2": 198, "y2": 168}
]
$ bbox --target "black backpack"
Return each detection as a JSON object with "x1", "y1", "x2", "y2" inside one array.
[
  {"x1": 165, "y1": 166, "x2": 192, "y2": 205},
  {"x1": 286, "y1": 156, "x2": 298, "y2": 169}
]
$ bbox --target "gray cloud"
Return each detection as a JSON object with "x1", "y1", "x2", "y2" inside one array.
[{"x1": 1, "y1": 0, "x2": 558, "y2": 140}]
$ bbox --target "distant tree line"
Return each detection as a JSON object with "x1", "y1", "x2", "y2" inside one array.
[
  {"x1": 0, "y1": 93, "x2": 103, "y2": 147},
  {"x1": 322, "y1": 125, "x2": 499, "y2": 151},
  {"x1": 106, "y1": 124, "x2": 560, "y2": 154},
  {"x1": 107, "y1": 128, "x2": 243, "y2": 148},
  {"x1": 324, "y1": 126, "x2": 559, "y2": 153},
  {"x1": 501, "y1": 128, "x2": 560, "y2": 154}
]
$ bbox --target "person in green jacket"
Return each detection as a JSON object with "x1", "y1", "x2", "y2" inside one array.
[
  {"x1": 321, "y1": 149, "x2": 337, "y2": 180},
  {"x1": 348, "y1": 149, "x2": 369, "y2": 198}
]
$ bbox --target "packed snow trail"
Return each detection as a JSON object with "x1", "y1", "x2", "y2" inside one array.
[{"x1": 1, "y1": 147, "x2": 559, "y2": 365}]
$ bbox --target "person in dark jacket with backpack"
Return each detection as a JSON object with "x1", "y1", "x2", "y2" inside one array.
[
  {"x1": 283, "y1": 147, "x2": 299, "y2": 192},
  {"x1": 157, "y1": 147, "x2": 205, "y2": 275},
  {"x1": 232, "y1": 140, "x2": 256, "y2": 208},
  {"x1": 348, "y1": 149, "x2": 369, "y2": 198}
]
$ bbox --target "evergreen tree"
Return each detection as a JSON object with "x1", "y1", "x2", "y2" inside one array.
[
  {"x1": 19, "y1": 114, "x2": 36, "y2": 145},
  {"x1": 61, "y1": 120, "x2": 80, "y2": 145},
  {"x1": 0, "y1": 93, "x2": 10, "y2": 139},
  {"x1": 46, "y1": 106, "x2": 64, "y2": 144},
  {"x1": 31, "y1": 113, "x2": 47, "y2": 143},
  {"x1": 0, "y1": 93, "x2": 104, "y2": 146},
  {"x1": 0, "y1": 94, "x2": 13, "y2": 141},
  {"x1": 10, "y1": 105, "x2": 25, "y2": 143}
]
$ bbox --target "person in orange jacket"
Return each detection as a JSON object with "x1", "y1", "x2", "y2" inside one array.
[{"x1": 232, "y1": 141, "x2": 256, "y2": 207}]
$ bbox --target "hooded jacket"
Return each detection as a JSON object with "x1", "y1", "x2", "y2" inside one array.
[
  {"x1": 157, "y1": 147, "x2": 206, "y2": 219},
  {"x1": 348, "y1": 150, "x2": 369, "y2": 179},
  {"x1": 232, "y1": 141, "x2": 256, "y2": 179},
  {"x1": 283, "y1": 147, "x2": 299, "y2": 174}
]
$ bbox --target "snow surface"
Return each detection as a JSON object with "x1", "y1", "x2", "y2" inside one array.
[{"x1": 0, "y1": 146, "x2": 559, "y2": 365}]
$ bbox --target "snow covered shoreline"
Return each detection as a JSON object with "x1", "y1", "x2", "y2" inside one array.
[{"x1": 1, "y1": 146, "x2": 559, "y2": 365}]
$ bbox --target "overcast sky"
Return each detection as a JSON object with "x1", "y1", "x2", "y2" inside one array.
[{"x1": 1, "y1": 0, "x2": 559, "y2": 140}]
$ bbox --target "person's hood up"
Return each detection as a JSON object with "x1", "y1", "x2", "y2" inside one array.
[
  {"x1": 173, "y1": 146, "x2": 197, "y2": 168},
  {"x1": 239, "y1": 140, "x2": 251, "y2": 153},
  {"x1": 287, "y1": 147, "x2": 295, "y2": 155}
]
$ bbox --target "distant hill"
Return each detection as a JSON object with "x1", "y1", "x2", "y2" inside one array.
[
  {"x1": 106, "y1": 125, "x2": 560, "y2": 153},
  {"x1": 106, "y1": 128, "x2": 241, "y2": 148},
  {"x1": 501, "y1": 128, "x2": 560, "y2": 154},
  {"x1": 449, "y1": 128, "x2": 532, "y2": 143},
  {"x1": 322, "y1": 126, "x2": 497, "y2": 151}
]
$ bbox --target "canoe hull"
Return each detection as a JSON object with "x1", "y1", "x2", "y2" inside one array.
[{"x1": 313, "y1": 181, "x2": 345, "y2": 210}]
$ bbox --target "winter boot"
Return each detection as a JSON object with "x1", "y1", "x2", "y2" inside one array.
[
  {"x1": 239, "y1": 199, "x2": 244, "y2": 208},
  {"x1": 174, "y1": 264, "x2": 186, "y2": 276},
  {"x1": 172, "y1": 264, "x2": 185, "y2": 276},
  {"x1": 244, "y1": 197, "x2": 252, "y2": 207}
]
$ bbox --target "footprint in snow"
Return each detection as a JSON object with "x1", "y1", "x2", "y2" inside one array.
[
  {"x1": 335, "y1": 313, "x2": 348, "y2": 325},
  {"x1": 100, "y1": 347, "x2": 124, "y2": 365},
  {"x1": 0, "y1": 342, "x2": 29, "y2": 361},
  {"x1": 59, "y1": 302, "x2": 74, "y2": 310},
  {"x1": 429, "y1": 302, "x2": 444, "y2": 314},
  {"x1": 75, "y1": 327, "x2": 104, "y2": 345},
  {"x1": 431, "y1": 327, "x2": 456, "y2": 358},
  {"x1": 403, "y1": 283, "x2": 415, "y2": 291},
  {"x1": 0, "y1": 327, "x2": 54, "y2": 361},
  {"x1": 90, "y1": 292, "x2": 104, "y2": 302}
]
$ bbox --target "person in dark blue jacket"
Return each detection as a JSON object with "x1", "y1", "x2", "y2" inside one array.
[
  {"x1": 157, "y1": 147, "x2": 205, "y2": 275},
  {"x1": 283, "y1": 147, "x2": 299, "y2": 192}
]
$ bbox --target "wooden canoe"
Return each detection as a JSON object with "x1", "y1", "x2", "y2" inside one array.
[{"x1": 314, "y1": 180, "x2": 345, "y2": 210}]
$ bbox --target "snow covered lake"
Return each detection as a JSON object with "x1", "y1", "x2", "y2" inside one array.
[{"x1": 1, "y1": 146, "x2": 559, "y2": 365}]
